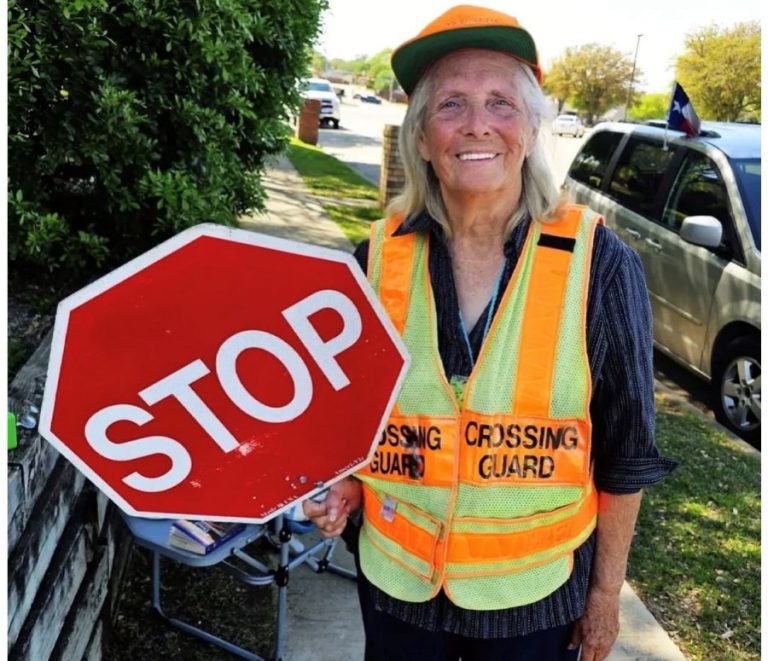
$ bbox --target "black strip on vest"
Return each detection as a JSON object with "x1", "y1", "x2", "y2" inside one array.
[{"x1": 538, "y1": 234, "x2": 576, "y2": 252}]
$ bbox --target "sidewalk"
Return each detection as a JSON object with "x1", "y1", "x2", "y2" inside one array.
[
  {"x1": 240, "y1": 155, "x2": 354, "y2": 253},
  {"x1": 241, "y1": 153, "x2": 687, "y2": 661}
]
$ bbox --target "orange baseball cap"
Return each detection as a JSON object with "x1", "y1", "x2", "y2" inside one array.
[{"x1": 391, "y1": 5, "x2": 542, "y2": 95}]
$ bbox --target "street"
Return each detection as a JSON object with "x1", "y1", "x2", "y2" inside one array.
[
  {"x1": 317, "y1": 97, "x2": 406, "y2": 186},
  {"x1": 315, "y1": 98, "x2": 721, "y2": 430}
]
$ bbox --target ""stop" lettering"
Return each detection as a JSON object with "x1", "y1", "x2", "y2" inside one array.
[{"x1": 83, "y1": 289, "x2": 362, "y2": 493}]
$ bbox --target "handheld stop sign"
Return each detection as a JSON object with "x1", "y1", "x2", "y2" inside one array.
[{"x1": 40, "y1": 224, "x2": 409, "y2": 522}]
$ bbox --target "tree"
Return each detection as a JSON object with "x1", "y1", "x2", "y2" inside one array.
[
  {"x1": 629, "y1": 93, "x2": 670, "y2": 121},
  {"x1": 8, "y1": 0, "x2": 327, "y2": 289},
  {"x1": 330, "y1": 57, "x2": 350, "y2": 70},
  {"x1": 312, "y1": 50, "x2": 330, "y2": 76},
  {"x1": 367, "y1": 49, "x2": 396, "y2": 97},
  {"x1": 543, "y1": 61, "x2": 571, "y2": 114},
  {"x1": 675, "y1": 22, "x2": 760, "y2": 122},
  {"x1": 546, "y1": 44, "x2": 639, "y2": 124},
  {"x1": 349, "y1": 60, "x2": 370, "y2": 85}
]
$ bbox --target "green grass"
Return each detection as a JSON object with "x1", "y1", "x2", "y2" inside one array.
[
  {"x1": 286, "y1": 137, "x2": 382, "y2": 245},
  {"x1": 324, "y1": 204, "x2": 384, "y2": 246},
  {"x1": 629, "y1": 393, "x2": 760, "y2": 660}
]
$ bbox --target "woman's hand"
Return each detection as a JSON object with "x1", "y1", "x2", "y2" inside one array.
[
  {"x1": 568, "y1": 585, "x2": 620, "y2": 660},
  {"x1": 569, "y1": 491, "x2": 643, "y2": 660},
  {"x1": 302, "y1": 477, "x2": 362, "y2": 538}
]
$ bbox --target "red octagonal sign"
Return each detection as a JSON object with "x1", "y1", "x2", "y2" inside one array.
[{"x1": 40, "y1": 224, "x2": 409, "y2": 522}]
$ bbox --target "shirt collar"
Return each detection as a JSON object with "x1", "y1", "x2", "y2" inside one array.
[{"x1": 392, "y1": 209, "x2": 432, "y2": 236}]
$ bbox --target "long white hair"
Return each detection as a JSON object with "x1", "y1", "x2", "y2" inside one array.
[{"x1": 387, "y1": 53, "x2": 562, "y2": 238}]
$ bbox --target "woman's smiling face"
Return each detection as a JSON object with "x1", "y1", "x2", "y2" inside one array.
[{"x1": 418, "y1": 49, "x2": 536, "y2": 207}]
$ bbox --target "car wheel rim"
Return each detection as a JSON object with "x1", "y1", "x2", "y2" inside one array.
[{"x1": 721, "y1": 355, "x2": 761, "y2": 431}]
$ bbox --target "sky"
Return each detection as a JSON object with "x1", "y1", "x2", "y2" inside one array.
[{"x1": 317, "y1": 0, "x2": 762, "y2": 94}]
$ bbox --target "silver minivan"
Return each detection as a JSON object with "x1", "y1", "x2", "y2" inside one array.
[{"x1": 564, "y1": 122, "x2": 761, "y2": 445}]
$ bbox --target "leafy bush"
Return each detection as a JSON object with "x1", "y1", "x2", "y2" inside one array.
[{"x1": 8, "y1": 0, "x2": 326, "y2": 287}]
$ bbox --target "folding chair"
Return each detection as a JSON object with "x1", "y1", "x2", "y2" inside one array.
[{"x1": 121, "y1": 512, "x2": 356, "y2": 661}]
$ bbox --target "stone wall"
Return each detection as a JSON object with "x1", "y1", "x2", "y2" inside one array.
[
  {"x1": 296, "y1": 98, "x2": 320, "y2": 145},
  {"x1": 8, "y1": 334, "x2": 132, "y2": 660},
  {"x1": 379, "y1": 124, "x2": 405, "y2": 209}
]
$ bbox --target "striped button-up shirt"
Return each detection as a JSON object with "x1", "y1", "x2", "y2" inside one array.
[{"x1": 349, "y1": 211, "x2": 677, "y2": 637}]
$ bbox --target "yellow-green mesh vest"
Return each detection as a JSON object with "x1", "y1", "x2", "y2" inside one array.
[{"x1": 356, "y1": 206, "x2": 600, "y2": 610}]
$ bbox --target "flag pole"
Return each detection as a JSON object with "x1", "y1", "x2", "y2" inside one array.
[{"x1": 663, "y1": 81, "x2": 676, "y2": 151}]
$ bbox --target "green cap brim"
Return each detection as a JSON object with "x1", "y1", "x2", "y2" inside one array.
[{"x1": 392, "y1": 26, "x2": 539, "y2": 95}]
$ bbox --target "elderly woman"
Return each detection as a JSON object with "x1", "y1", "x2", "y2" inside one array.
[{"x1": 305, "y1": 6, "x2": 675, "y2": 661}]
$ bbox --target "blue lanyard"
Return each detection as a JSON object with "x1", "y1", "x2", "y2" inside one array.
[{"x1": 458, "y1": 263, "x2": 506, "y2": 368}]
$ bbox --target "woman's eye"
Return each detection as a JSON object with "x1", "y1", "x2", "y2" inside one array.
[{"x1": 492, "y1": 99, "x2": 522, "y2": 116}]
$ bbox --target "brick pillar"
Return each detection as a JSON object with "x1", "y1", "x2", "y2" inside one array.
[
  {"x1": 379, "y1": 124, "x2": 405, "y2": 209},
  {"x1": 296, "y1": 99, "x2": 320, "y2": 145}
]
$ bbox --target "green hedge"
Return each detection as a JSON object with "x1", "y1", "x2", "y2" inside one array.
[{"x1": 8, "y1": 0, "x2": 326, "y2": 285}]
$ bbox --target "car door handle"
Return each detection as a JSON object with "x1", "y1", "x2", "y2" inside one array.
[
  {"x1": 625, "y1": 228, "x2": 642, "y2": 239},
  {"x1": 644, "y1": 237, "x2": 663, "y2": 250}
]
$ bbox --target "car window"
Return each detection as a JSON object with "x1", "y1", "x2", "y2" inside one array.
[
  {"x1": 730, "y1": 158, "x2": 761, "y2": 250},
  {"x1": 662, "y1": 151, "x2": 732, "y2": 233},
  {"x1": 308, "y1": 81, "x2": 333, "y2": 92},
  {"x1": 569, "y1": 131, "x2": 622, "y2": 190},
  {"x1": 608, "y1": 138, "x2": 676, "y2": 217}
]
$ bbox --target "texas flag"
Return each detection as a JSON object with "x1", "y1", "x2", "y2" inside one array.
[{"x1": 667, "y1": 82, "x2": 701, "y2": 138}]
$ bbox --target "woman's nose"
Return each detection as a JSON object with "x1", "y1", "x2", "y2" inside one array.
[{"x1": 461, "y1": 103, "x2": 492, "y2": 136}]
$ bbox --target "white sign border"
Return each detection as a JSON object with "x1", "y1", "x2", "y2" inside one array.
[{"x1": 39, "y1": 223, "x2": 410, "y2": 523}]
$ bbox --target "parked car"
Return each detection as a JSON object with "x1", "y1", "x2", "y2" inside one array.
[
  {"x1": 563, "y1": 121, "x2": 761, "y2": 445},
  {"x1": 301, "y1": 78, "x2": 341, "y2": 129},
  {"x1": 552, "y1": 114, "x2": 585, "y2": 137},
  {"x1": 354, "y1": 93, "x2": 383, "y2": 104}
]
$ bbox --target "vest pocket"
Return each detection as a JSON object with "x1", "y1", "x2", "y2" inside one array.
[
  {"x1": 362, "y1": 488, "x2": 443, "y2": 580},
  {"x1": 447, "y1": 486, "x2": 597, "y2": 569},
  {"x1": 444, "y1": 555, "x2": 575, "y2": 610}
]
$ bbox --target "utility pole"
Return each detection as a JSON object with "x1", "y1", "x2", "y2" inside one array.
[{"x1": 625, "y1": 34, "x2": 643, "y2": 120}]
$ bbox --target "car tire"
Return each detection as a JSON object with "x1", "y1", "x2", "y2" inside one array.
[
  {"x1": 712, "y1": 336, "x2": 761, "y2": 447},
  {"x1": 332, "y1": 119, "x2": 340, "y2": 129}
]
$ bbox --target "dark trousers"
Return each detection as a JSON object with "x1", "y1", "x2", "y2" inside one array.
[
  {"x1": 361, "y1": 607, "x2": 579, "y2": 661},
  {"x1": 354, "y1": 554, "x2": 580, "y2": 661}
]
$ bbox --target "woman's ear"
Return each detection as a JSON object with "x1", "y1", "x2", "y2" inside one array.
[
  {"x1": 417, "y1": 131, "x2": 431, "y2": 162},
  {"x1": 525, "y1": 125, "x2": 538, "y2": 157}
]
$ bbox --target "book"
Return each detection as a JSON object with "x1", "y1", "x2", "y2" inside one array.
[{"x1": 167, "y1": 519, "x2": 247, "y2": 555}]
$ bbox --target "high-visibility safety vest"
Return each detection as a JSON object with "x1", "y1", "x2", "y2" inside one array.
[{"x1": 356, "y1": 204, "x2": 603, "y2": 611}]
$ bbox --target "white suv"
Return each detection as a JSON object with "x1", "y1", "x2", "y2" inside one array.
[
  {"x1": 552, "y1": 114, "x2": 585, "y2": 137},
  {"x1": 564, "y1": 122, "x2": 761, "y2": 445},
  {"x1": 301, "y1": 78, "x2": 341, "y2": 129}
]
